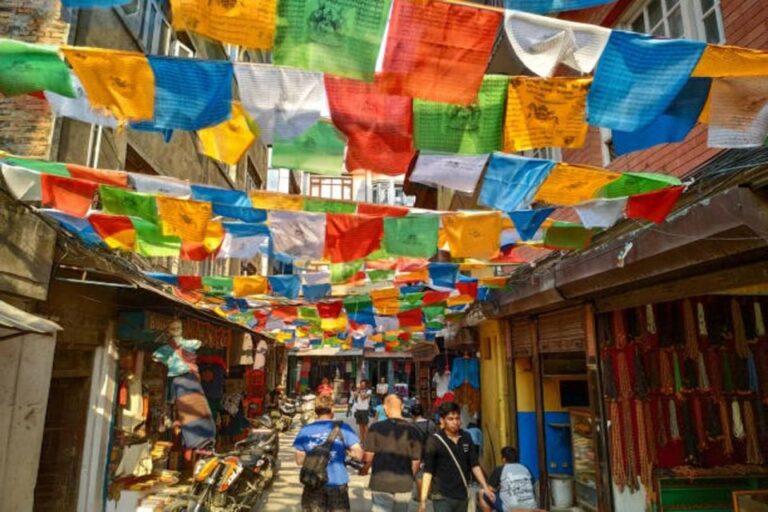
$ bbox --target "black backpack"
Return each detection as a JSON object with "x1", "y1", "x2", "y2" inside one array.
[{"x1": 299, "y1": 421, "x2": 344, "y2": 490}]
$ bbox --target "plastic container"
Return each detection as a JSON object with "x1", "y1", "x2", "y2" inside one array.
[{"x1": 550, "y1": 474, "x2": 575, "y2": 508}]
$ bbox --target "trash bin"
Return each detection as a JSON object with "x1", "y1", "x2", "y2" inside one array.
[{"x1": 550, "y1": 474, "x2": 575, "y2": 508}]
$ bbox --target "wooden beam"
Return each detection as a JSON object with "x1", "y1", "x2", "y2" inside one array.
[
  {"x1": 503, "y1": 319, "x2": 518, "y2": 448},
  {"x1": 530, "y1": 317, "x2": 549, "y2": 508}
]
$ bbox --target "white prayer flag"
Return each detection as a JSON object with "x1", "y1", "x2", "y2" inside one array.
[
  {"x1": 409, "y1": 153, "x2": 489, "y2": 194},
  {"x1": 1, "y1": 164, "x2": 42, "y2": 201},
  {"x1": 44, "y1": 74, "x2": 118, "y2": 128},
  {"x1": 302, "y1": 271, "x2": 331, "y2": 285},
  {"x1": 708, "y1": 77, "x2": 768, "y2": 148},
  {"x1": 574, "y1": 197, "x2": 628, "y2": 228},
  {"x1": 268, "y1": 210, "x2": 326, "y2": 260},
  {"x1": 129, "y1": 173, "x2": 192, "y2": 198},
  {"x1": 217, "y1": 232, "x2": 270, "y2": 259}
]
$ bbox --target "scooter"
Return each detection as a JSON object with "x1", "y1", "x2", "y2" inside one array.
[{"x1": 299, "y1": 393, "x2": 317, "y2": 426}]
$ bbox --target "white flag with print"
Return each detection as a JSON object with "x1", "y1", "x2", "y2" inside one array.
[
  {"x1": 574, "y1": 197, "x2": 627, "y2": 228},
  {"x1": 129, "y1": 173, "x2": 192, "y2": 198},
  {"x1": 410, "y1": 153, "x2": 489, "y2": 194},
  {"x1": 2, "y1": 164, "x2": 41, "y2": 201},
  {"x1": 708, "y1": 77, "x2": 768, "y2": 148},
  {"x1": 268, "y1": 210, "x2": 326, "y2": 260}
]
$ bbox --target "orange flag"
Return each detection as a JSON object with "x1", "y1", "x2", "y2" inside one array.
[
  {"x1": 181, "y1": 220, "x2": 224, "y2": 260},
  {"x1": 442, "y1": 212, "x2": 502, "y2": 260},
  {"x1": 534, "y1": 163, "x2": 620, "y2": 206},
  {"x1": 170, "y1": 0, "x2": 276, "y2": 50},
  {"x1": 197, "y1": 101, "x2": 257, "y2": 165},
  {"x1": 250, "y1": 190, "x2": 303, "y2": 211},
  {"x1": 67, "y1": 164, "x2": 129, "y2": 187},
  {"x1": 325, "y1": 213, "x2": 384, "y2": 262},
  {"x1": 41, "y1": 174, "x2": 98, "y2": 217},
  {"x1": 156, "y1": 195, "x2": 212, "y2": 242}
]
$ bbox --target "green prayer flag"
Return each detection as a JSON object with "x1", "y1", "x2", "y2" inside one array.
[
  {"x1": 131, "y1": 218, "x2": 181, "y2": 257},
  {"x1": 543, "y1": 221, "x2": 595, "y2": 250},
  {"x1": 365, "y1": 247, "x2": 391, "y2": 261},
  {"x1": 383, "y1": 214, "x2": 439, "y2": 258},
  {"x1": 2, "y1": 156, "x2": 70, "y2": 176},
  {"x1": 331, "y1": 260, "x2": 363, "y2": 283},
  {"x1": 366, "y1": 269, "x2": 394, "y2": 282},
  {"x1": 423, "y1": 305, "x2": 445, "y2": 330},
  {"x1": 271, "y1": 122, "x2": 346, "y2": 176},
  {"x1": 100, "y1": 185, "x2": 158, "y2": 223},
  {"x1": 0, "y1": 39, "x2": 75, "y2": 97},
  {"x1": 400, "y1": 292, "x2": 425, "y2": 310},
  {"x1": 343, "y1": 294, "x2": 373, "y2": 311},
  {"x1": 203, "y1": 275, "x2": 234, "y2": 295},
  {"x1": 272, "y1": 0, "x2": 391, "y2": 81},
  {"x1": 598, "y1": 172, "x2": 681, "y2": 199},
  {"x1": 303, "y1": 197, "x2": 356, "y2": 213},
  {"x1": 414, "y1": 75, "x2": 508, "y2": 154}
]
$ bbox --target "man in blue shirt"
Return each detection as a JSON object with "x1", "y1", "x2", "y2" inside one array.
[{"x1": 294, "y1": 394, "x2": 363, "y2": 512}]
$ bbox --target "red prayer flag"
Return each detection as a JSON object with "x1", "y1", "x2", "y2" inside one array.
[
  {"x1": 376, "y1": 0, "x2": 502, "y2": 105},
  {"x1": 397, "y1": 307, "x2": 423, "y2": 327},
  {"x1": 423, "y1": 290, "x2": 450, "y2": 305},
  {"x1": 317, "y1": 301, "x2": 344, "y2": 319},
  {"x1": 67, "y1": 163, "x2": 129, "y2": 187},
  {"x1": 272, "y1": 305, "x2": 298, "y2": 322},
  {"x1": 40, "y1": 174, "x2": 98, "y2": 217},
  {"x1": 325, "y1": 213, "x2": 384, "y2": 262},
  {"x1": 626, "y1": 186, "x2": 684, "y2": 224},
  {"x1": 396, "y1": 257, "x2": 429, "y2": 272},
  {"x1": 177, "y1": 276, "x2": 203, "y2": 290},
  {"x1": 357, "y1": 203, "x2": 410, "y2": 218},
  {"x1": 456, "y1": 280, "x2": 478, "y2": 299},
  {"x1": 181, "y1": 241, "x2": 214, "y2": 261},
  {"x1": 325, "y1": 76, "x2": 416, "y2": 176}
]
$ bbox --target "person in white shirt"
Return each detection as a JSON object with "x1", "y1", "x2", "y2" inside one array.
[
  {"x1": 352, "y1": 379, "x2": 372, "y2": 444},
  {"x1": 376, "y1": 377, "x2": 389, "y2": 403},
  {"x1": 479, "y1": 446, "x2": 537, "y2": 512}
]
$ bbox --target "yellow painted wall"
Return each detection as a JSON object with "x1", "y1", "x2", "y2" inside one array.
[
  {"x1": 515, "y1": 358, "x2": 535, "y2": 412},
  {"x1": 479, "y1": 320, "x2": 510, "y2": 470}
]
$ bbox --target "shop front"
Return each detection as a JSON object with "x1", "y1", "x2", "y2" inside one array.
[{"x1": 287, "y1": 347, "x2": 363, "y2": 404}]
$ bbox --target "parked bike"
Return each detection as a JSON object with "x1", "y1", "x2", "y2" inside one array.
[
  {"x1": 299, "y1": 393, "x2": 317, "y2": 426},
  {"x1": 269, "y1": 396, "x2": 297, "y2": 432}
]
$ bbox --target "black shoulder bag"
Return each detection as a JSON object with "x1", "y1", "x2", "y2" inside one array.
[{"x1": 300, "y1": 421, "x2": 344, "y2": 490}]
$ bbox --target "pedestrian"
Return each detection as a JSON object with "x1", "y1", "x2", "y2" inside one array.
[
  {"x1": 373, "y1": 401, "x2": 388, "y2": 422},
  {"x1": 376, "y1": 376, "x2": 390, "y2": 404},
  {"x1": 478, "y1": 447, "x2": 536, "y2": 512},
  {"x1": 346, "y1": 384, "x2": 356, "y2": 417},
  {"x1": 293, "y1": 394, "x2": 363, "y2": 512},
  {"x1": 352, "y1": 379, "x2": 372, "y2": 444},
  {"x1": 410, "y1": 403, "x2": 436, "y2": 503},
  {"x1": 318, "y1": 377, "x2": 334, "y2": 397},
  {"x1": 361, "y1": 394, "x2": 423, "y2": 512},
  {"x1": 419, "y1": 401, "x2": 495, "y2": 512}
]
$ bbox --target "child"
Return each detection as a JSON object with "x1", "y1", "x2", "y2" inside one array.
[{"x1": 478, "y1": 446, "x2": 537, "y2": 512}]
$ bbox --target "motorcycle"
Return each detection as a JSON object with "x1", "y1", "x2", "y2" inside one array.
[
  {"x1": 299, "y1": 393, "x2": 317, "y2": 426},
  {"x1": 271, "y1": 396, "x2": 298, "y2": 432}
]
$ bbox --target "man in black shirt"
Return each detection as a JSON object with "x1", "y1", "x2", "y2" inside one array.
[
  {"x1": 419, "y1": 401, "x2": 495, "y2": 512},
  {"x1": 362, "y1": 394, "x2": 423, "y2": 512}
]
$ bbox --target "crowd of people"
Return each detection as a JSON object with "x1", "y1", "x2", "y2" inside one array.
[{"x1": 292, "y1": 386, "x2": 539, "y2": 512}]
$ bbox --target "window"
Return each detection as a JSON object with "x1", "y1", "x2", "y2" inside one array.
[
  {"x1": 267, "y1": 168, "x2": 292, "y2": 193},
  {"x1": 86, "y1": 125, "x2": 104, "y2": 168},
  {"x1": 308, "y1": 176, "x2": 353, "y2": 200},
  {"x1": 141, "y1": 0, "x2": 171, "y2": 54},
  {"x1": 627, "y1": 0, "x2": 724, "y2": 43},
  {"x1": 523, "y1": 147, "x2": 562, "y2": 162},
  {"x1": 171, "y1": 39, "x2": 194, "y2": 58},
  {"x1": 371, "y1": 180, "x2": 415, "y2": 206}
]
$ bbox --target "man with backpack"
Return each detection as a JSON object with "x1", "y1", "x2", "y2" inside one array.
[{"x1": 294, "y1": 394, "x2": 363, "y2": 512}]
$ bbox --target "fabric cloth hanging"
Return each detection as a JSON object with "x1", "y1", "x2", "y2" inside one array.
[
  {"x1": 169, "y1": 0, "x2": 276, "y2": 50},
  {"x1": 448, "y1": 357, "x2": 480, "y2": 390},
  {"x1": 479, "y1": 153, "x2": 556, "y2": 211},
  {"x1": 45, "y1": 73, "x2": 118, "y2": 128},
  {"x1": 409, "y1": 153, "x2": 489, "y2": 194},
  {"x1": 707, "y1": 76, "x2": 768, "y2": 148}
]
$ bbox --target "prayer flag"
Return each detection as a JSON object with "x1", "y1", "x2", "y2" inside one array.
[
  {"x1": 212, "y1": 204, "x2": 267, "y2": 223},
  {"x1": 509, "y1": 208, "x2": 555, "y2": 241},
  {"x1": 303, "y1": 283, "x2": 332, "y2": 302},
  {"x1": 428, "y1": 262, "x2": 459, "y2": 288},
  {"x1": 62, "y1": 47, "x2": 156, "y2": 122},
  {"x1": 543, "y1": 221, "x2": 593, "y2": 250},
  {"x1": 1, "y1": 156, "x2": 70, "y2": 176},
  {"x1": 325, "y1": 76, "x2": 415, "y2": 175},
  {"x1": 89, "y1": 213, "x2": 136, "y2": 250},
  {"x1": 234, "y1": 64, "x2": 327, "y2": 144},
  {"x1": 626, "y1": 186, "x2": 684, "y2": 224},
  {"x1": 534, "y1": 163, "x2": 621, "y2": 206},
  {"x1": 503, "y1": 10, "x2": 611, "y2": 77},
  {"x1": 414, "y1": 75, "x2": 508, "y2": 154},
  {"x1": 574, "y1": 198, "x2": 627, "y2": 229},
  {"x1": 0, "y1": 38, "x2": 75, "y2": 97},
  {"x1": 233, "y1": 276, "x2": 269, "y2": 297},
  {"x1": 587, "y1": 31, "x2": 706, "y2": 132},
  {"x1": 302, "y1": 271, "x2": 331, "y2": 285},
  {"x1": 423, "y1": 305, "x2": 445, "y2": 329},
  {"x1": 130, "y1": 173, "x2": 192, "y2": 197},
  {"x1": 693, "y1": 44, "x2": 768, "y2": 78},
  {"x1": 218, "y1": 222, "x2": 270, "y2": 258},
  {"x1": 203, "y1": 276, "x2": 234, "y2": 296},
  {"x1": 303, "y1": 198, "x2": 356, "y2": 214},
  {"x1": 268, "y1": 210, "x2": 326, "y2": 260},
  {"x1": 376, "y1": 0, "x2": 502, "y2": 105},
  {"x1": 325, "y1": 213, "x2": 384, "y2": 262},
  {"x1": 156, "y1": 195, "x2": 212, "y2": 241},
  {"x1": 191, "y1": 184, "x2": 250, "y2": 207},
  {"x1": 479, "y1": 153, "x2": 555, "y2": 211},
  {"x1": 383, "y1": 215, "x2": 439, "y2": 258},
  {"x1": 273, "y1": 0, "x2": 391, "y2": 81},
  {"x1": 504, "y1": 77, "x2": 591, "y2": 152},
  {"x1": 43, "y1": 209, "x2": 103, "y2": 246},
  {"x1": 197, "y1": 102, "x2": 257, "y2": 165},
  {"x1": 181, "y1": 220, "x2": 224, "y2": 260},
  {"x1": 505, "y1": 0, "x2": 616, "y2": 14},
  {"x1": 318, "y1": 301, "x2": 344, "y2": 319},
  {"x1": 146, "y1": 56, "x2": 233, "y2": 131},
  {"x1": 178, "y1": 276, "x2": 203, "y2": 291},
  {"x1": 269, "y1": 275, "x2": 301, "y2": 299},
  {"x1": 707, "y1": 77, "x2": 768, "y2": 148},
  {"x1": 132, "y1": 217, "x2": 182, "y2": 257},
  {"x1": 2, "y1": 164, "x2": 42, "y2": 201},
  {"x1": 100, "y1": 185, "x2": 158, "y2": 223},
  {"x1": 170, "y1": 0, "x2": 276, "y2": 50},
  {"x1": 67, "y1": 164, "x2": 128, "y2": 187},
  {"x1": 357, "y1": 203, "x2": 409, "y2": 218},
  {"x1": 41, "y1": 174, "x2": 97, "y2": 217},
  {"x1": 251, "y1": 191, "x2": 304, "y2": 211},
  {"x1": 367, "y1": 269, "x2": 395, "y2": 282},
  {"x1": 331, "y1": 260, "x2": 364, "y2": 284},
  {"x1": 409, "y1": 153, "x2": 488, "y2": 194},
  {"x1": 271, "y1": 122, "x2": 345, "y2": 176},
  {"x1": 45, "y1": 74, "x2": 118, "y2": 128},
  {"x1": 598, "y1": 172, "x2": 681, "y2": 198},
  {"x1": 442, "y1": 212, "x2": 502, "y2": 259},
  {"x1": 397, "y1": 307, "x2": 423, "y2": 328},
  {"x1": 395, "y1": 270, "x2": 429, "y2": 284}
]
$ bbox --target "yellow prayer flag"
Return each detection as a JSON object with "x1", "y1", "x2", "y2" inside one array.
[
  {"x1": 170, "y1": 0, "x2": 276, "y2": 50},
  {"x1": 233, "y1": 275, "x2": 268, "y2": 297},
  {"x1": 447, "y1": 295, "x2": 475, "y2": 307},
  {"x1": 534, "y1": 163, "x2": 621, "y2": 206},
  {"x1": 203, "y1": 220, "x2": 225, "y2": 252},
  {"x1": 693, "y1": 44, "x2": 768, "y2": 78},
  {"x1": 250, "y1": 191, "x2": 304, "y2": 211},
  {"x1": 504, "y1": 77, "x2": 591, "y2": 152},
  {"x1": 374, "y1": 298, "x2": 401, "y2": 316},
  {"x1": 321, "y1": 315, "x2": 348, "y2": 332},
  {"x1": 443, "y1": 212, "x2": 502, "y2": 260},
  {"x1": 104, "y1": 229, "x2": 136, "y2": 251},
  {"x1": 156, "y1": 196, "x2": 213, "y2": 242},
  {"x1": 62, "y1": 47, "x2": 155, "y2": 122},
  {"x1": 198, "y1": 102, "x2": 258, "y2": 165},
  {"x1": 371, "y1": 288, "x2": 399, "y2": 302}
]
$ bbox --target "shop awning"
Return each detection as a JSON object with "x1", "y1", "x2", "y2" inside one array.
[
  {"x1": 0, "y1": 299, "x2": 61, "y2": 335},
  {"x1": 289, "y1": 347, "x2": 363, "y2": 357},
  {"x1": 364, "y1": 350, "x2": 412, "y2": 359}
]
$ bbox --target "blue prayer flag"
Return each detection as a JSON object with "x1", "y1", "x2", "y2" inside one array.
[
  {"x1": 428, "y1": 263, "x2": 459, "y2": 289},
  {"x1": 479, "y1": 153, "x2": 556, "y2": 211},
  {"x1": 144, "y1": 272, "x2": 179, "y2": 286},
  {"x1": 146, "y1": 56, "x2": 233, "y2": 131},
  {"x1": 269, "y1": 275, "x2": 301, "y2": 299},
  {"x1": 505, "y1": 0, "x2": 615, "y2": 13},
  {"x1": 44, "y1": 209, "x2": 104, "y2": 246},
  {"x1": 212, "y1": 204, "x2": 267, "y2": 223},
  {"x1": 191, "y1": 184, "x2": 251, "y2": 207},
  {"x1": 302, "y1": 283, "x2": 332, "y2": 302},
  {"x1": 222, "y1": 222, "x2": 270, "y2": 237},
  {"x1": 587, "y1": 30, "x2": 706, "y2": 132},
  {"x1": 509, "y1": 208, "x2": 555, "y2": 241}
]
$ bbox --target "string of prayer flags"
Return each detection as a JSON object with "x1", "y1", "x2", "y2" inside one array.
[
  {"x1": 191, "y1": 184, "x2": 250, "y2": 207},
  {"x1": 325, "y1": 76, "x2": 415, "y2": 175},
  {"x1": 133, "y1": 217, "x2": 182, "y2": 257},
  {"x1": 303, "y1": 198, "x2": 356, "y2": 214},
  {"x1": 43, "y1": 209, "x2": 104, "y2": 246},
  {"x1": 544, "y1": 221, "x2": 594, "y2": 250},
  {"x1": 99, "y1": 185, "x2": 158, "y2": 223},
  {"x1": 181, "y1": 220, "x2": 224, "y2": 261},
  {"x1": 234, "y1": 64, "x2": 327, "y2": 144},
  {"x1": 587, "y1": 31, "x2": 706, "y2": 132},
  {"x1": 707, "y1": 77, "x2": 768, "y2": 148},
  {"x1": 232, "y1": 275, "x2": 269, "y2": 298},
  {"x1": 45, "y1": 74, "x2": 117, "y2": 128},
  {"x1": 509, "y1": 208, "x2": 555, "y2": 241},
  {"x1": 41, "y1": 174, "x2": 97, "y2": 217},
  {"x1": 503, "y1": 11, "x2": 611, "y2": 77},
  {"x1": 2, "y1": 164, "x2": 43, "y2": 201},
  {"x1": 505, "y1": 0, "x2": 616, "y2": 13},
  {"x1": 357, "y1": 203, "x2": 410, "y2": 218},
  {"x1": 197, "y1": 102, "x2": 257, "y2": 165},
  {"x1": 0, "y1": 39, "x2": 75, "y2": 97},
  {"x1": 504, "y1": 77, "x2": 591, "y2": 152},
  {"x1": 130, "y1": 173, "x2": 192, "y2": 198},
  {"x1": 409, "y1": 153, "x2": 489, "y2": 194},
  {"x1": 68, "y1": 164, "x2": 128, "y2": 188},
  {"x1": 612, "y1": 78, "x2": 711, "y2": 155},
  {"x1": 203, "y1": 276, "x2": 234, "y2": 296},
  {"x1": 145, "y1": 56, "x2": 233, "y2": 131},
  {"x1": 693, "y1": 45, "x2": 768, "y2": 78},
  {"x1": 479, "y1": 153, "x2": 555, "y2": 211},
  {"x1": 533, "y1": 163, "x2": 621, "y2": 206},
  {"x1": 626, "y1": 186, "x2": 685, "y2": 224},
  {"x1": 156, "y1": 195, "x2": 212, "y2": 241},
  {"x1": 376, "y1": 0, "x2": 502, "y2": 105},
  {"x1": 414, "y1": 75, "x2": 508, "y2": 155},
  {"x1": 89, "y1": 213, "x2": 137, "y2": 250},
  {"x1": 331, "y1": 261, "x2": 365, "y2": 284},
  {"x1": 251, "y1": 190, "x2": 304, "y2": 211},
  {"x1": 218, "y1": 222, "x2": 270, "y2": 259},
  {"x1": 169, "y1": 0, "x2": 276, "y2": 50},
  {"x1": 442, "y1": 212, "x2": 502, "y2": 260},
  {"x1": 325, "y1": 213, "x2": 384, "y2": 262},
  {"x1": 268, "y1": 210, "x2": 326, "y2": 260},
  {"x1": 383, "y1": 215, "x2": 440, "y2": 259},
  {"x1": 212, "y1": 204, "x2": 267, "y2": 223},
  {"x1": 598, "y1": 172, "x2": 681, "y2": 199},
  {"x1": 62, "y1": 47, "x2": 156, "y2": 122},
  {"x1": 271, "y1": 122, "x2": 346, "y2": 176},
  {"x1": 1, "y1": 157, "x2": 70, "y2": 176},
  {"x1": 272, "y1": 0, "x2": 391, "y2": 81},
  {"x1": 574, "y1": 198, "x2": 627, "y2": 229},
  {"x1": 269, "y1": 275, "x2": 301, "y2": 299}
]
